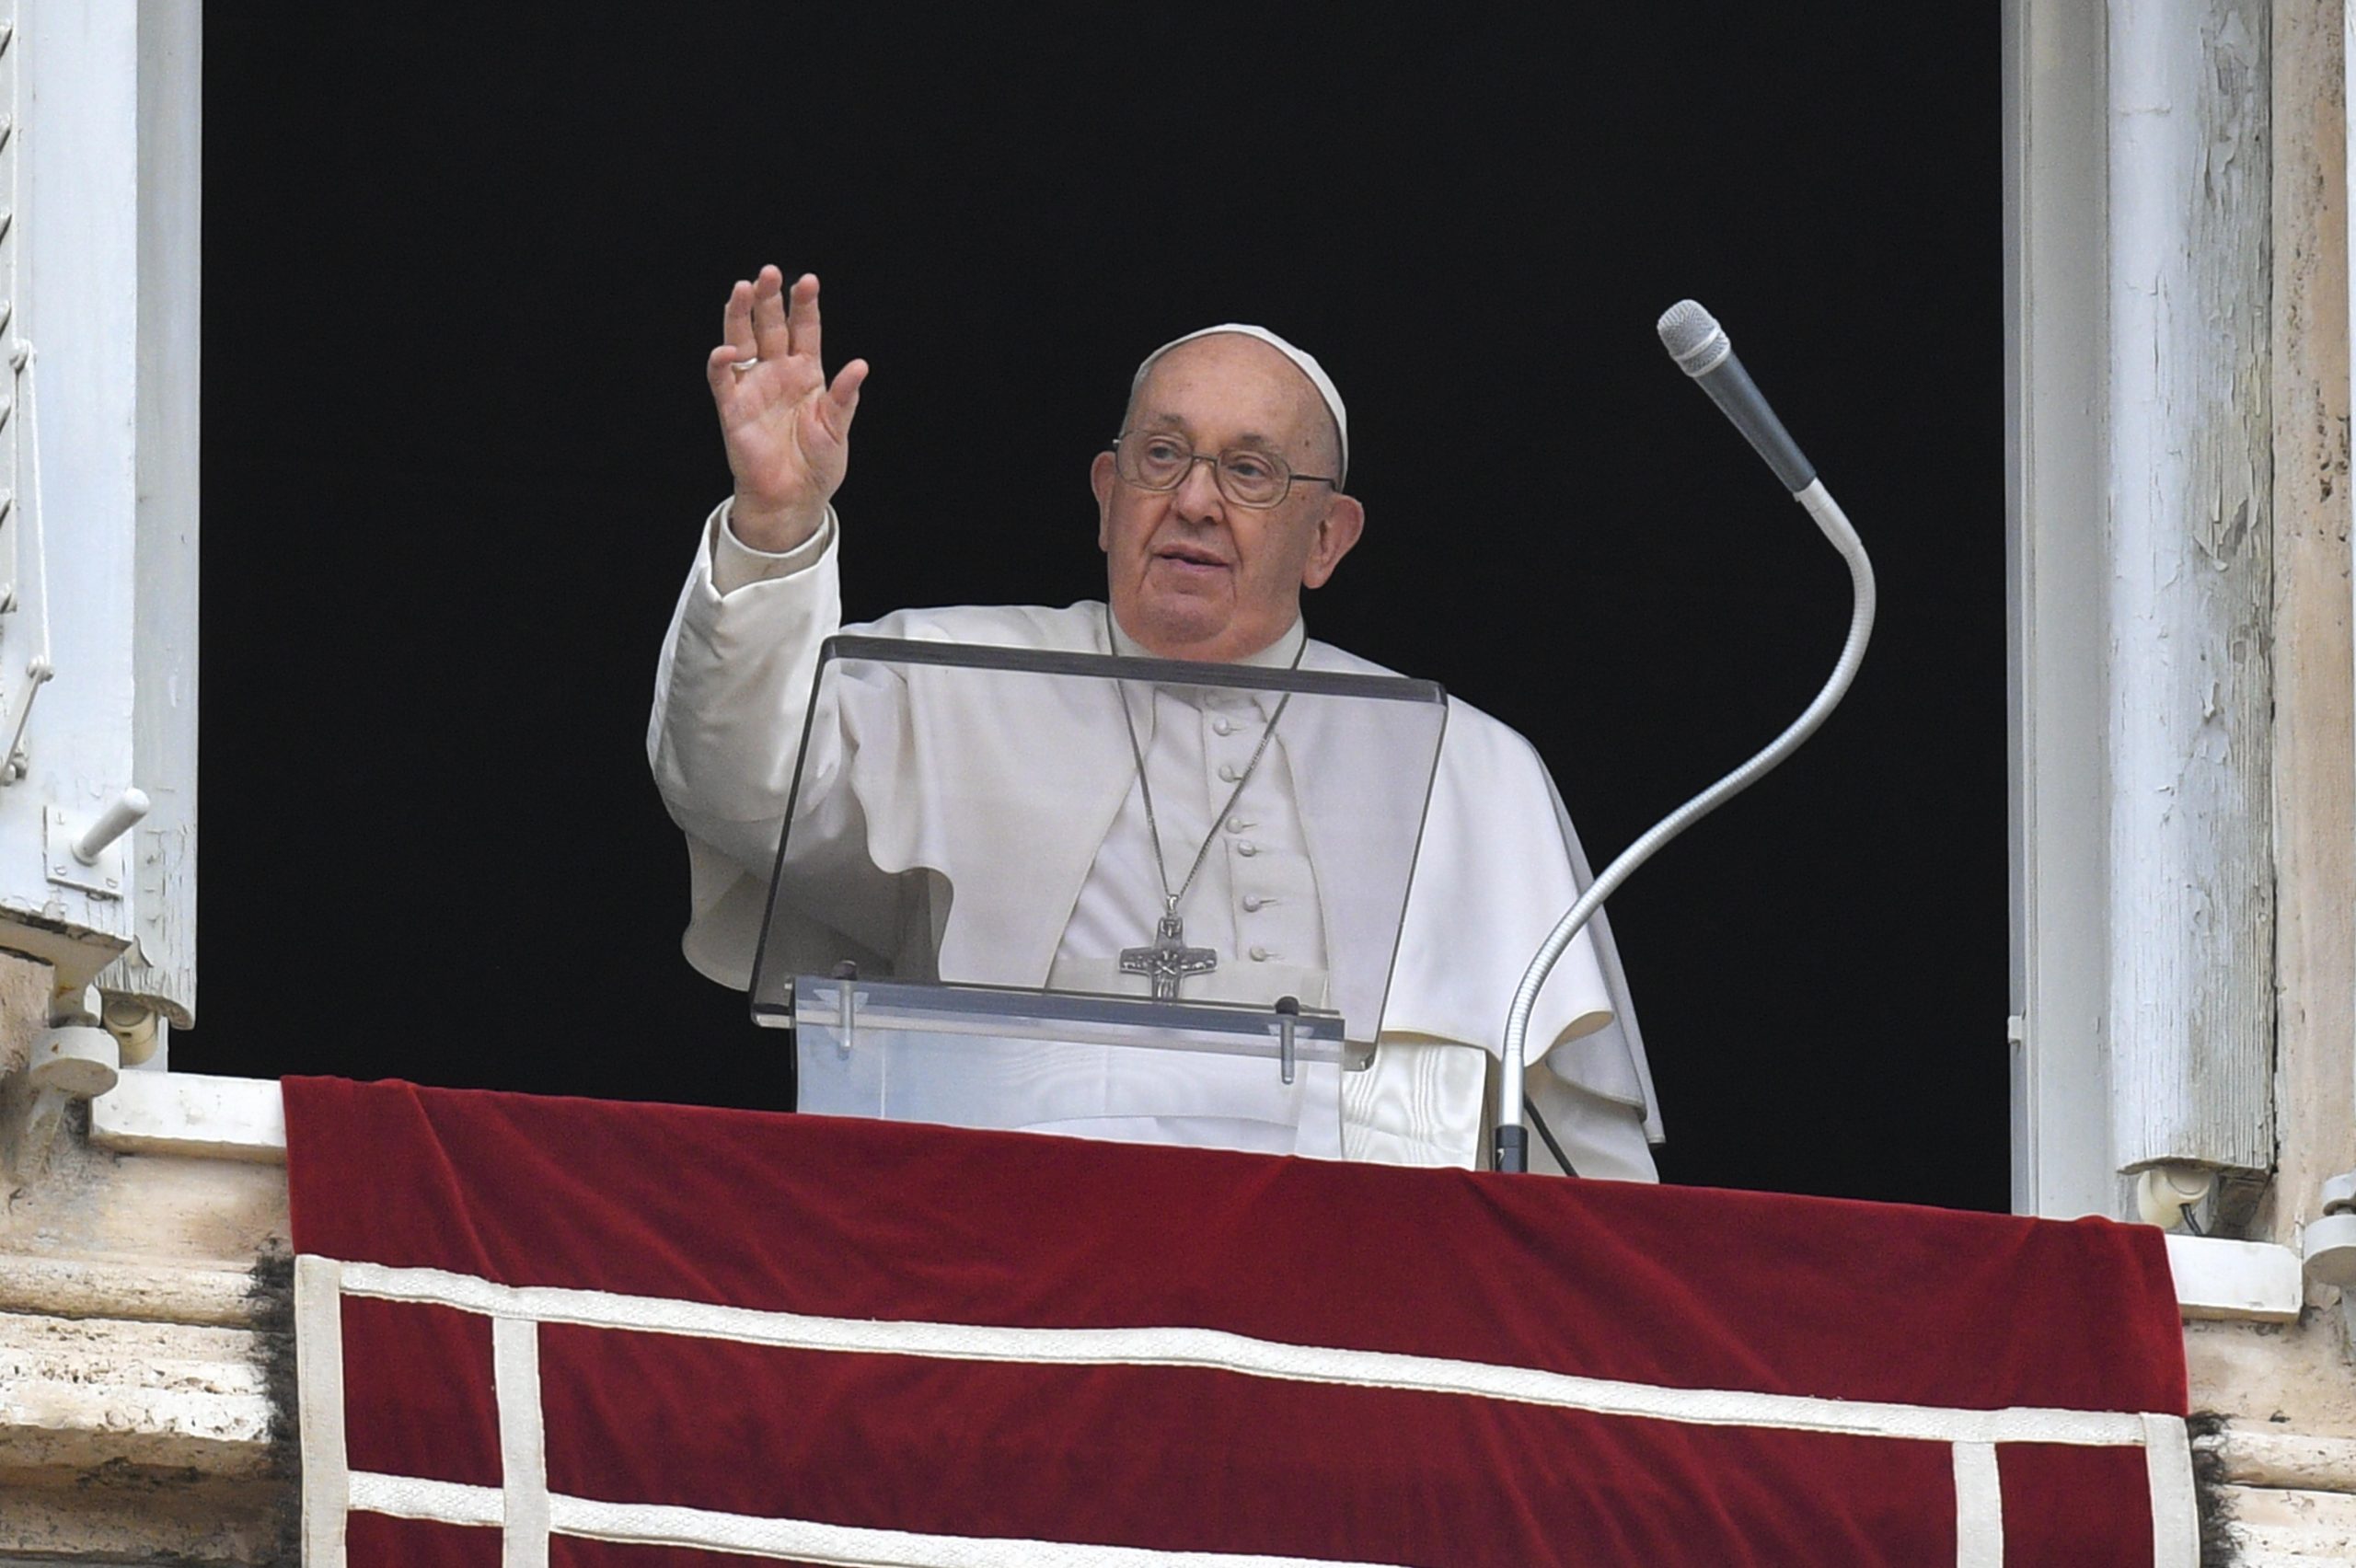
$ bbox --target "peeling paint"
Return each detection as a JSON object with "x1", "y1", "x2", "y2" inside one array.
[{"x1": 2105, "y1": 0, "x2": 2276, "y2": 1174}]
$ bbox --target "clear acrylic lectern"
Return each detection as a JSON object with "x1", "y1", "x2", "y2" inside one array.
[{"x1": 750, "y1": 635, "x2": 1448, "y2": 1157}]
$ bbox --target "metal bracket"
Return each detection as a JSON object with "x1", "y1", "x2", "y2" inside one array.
[
  {"x1": 44, "y1": 805, "x2": 125, "y2": 898},
  {"x1": 1274, "y1": 995, "x2": 1299, "y2": 1086},
  {"x1": 832, "y1": 960, "x2": 858, "y2": 1056},
  {"x1": 0, "y1": 655, "x2": 49, "y2": 782}
]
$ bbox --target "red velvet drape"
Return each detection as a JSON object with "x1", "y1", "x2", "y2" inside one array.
[{"x1": 286, "y1": 1077, "x2": 2186, "y2": 1566}]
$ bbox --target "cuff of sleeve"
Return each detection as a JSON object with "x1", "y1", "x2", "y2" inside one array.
[{"x1": 710, "y1": 499, "x2": 836, "y2": 594}]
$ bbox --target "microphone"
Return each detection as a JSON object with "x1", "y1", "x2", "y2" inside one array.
[
  {"x1": 1656, "y1": 300, "x2": 1816, "y2": 494},
  {"x1": 1492, "y1": 302, "x2": 1876, "y2": 1174}
]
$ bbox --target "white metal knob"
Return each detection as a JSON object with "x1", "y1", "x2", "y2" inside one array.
[
  {"x1": 101, "y1": 997, "x2": 159, "y2": 1066},
  {"x1": 29, "y1": 1025, "x2": 120, "y2": 1099},
  {"x1": 2302, "y1": 1212, "x2": 2356, "y2": 1291},
  {"x1": 2134, "y1": 1164, "x2": 2216, "y2": 1229},
  {"x1": 71, "y1": 787, "x2": 149, "y2": 865}
]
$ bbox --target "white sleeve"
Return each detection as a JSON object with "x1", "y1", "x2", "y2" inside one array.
[
  {"x1": 645, "y1": 499, "x2": 844, "y2": 986},
  {"x1": 710, "y1": 500, "x2": 835, "y2": 594}
]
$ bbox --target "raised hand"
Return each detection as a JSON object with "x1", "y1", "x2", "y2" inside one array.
[{"x1": 705, "y1": 267, "x2": 870, "y2": 552}]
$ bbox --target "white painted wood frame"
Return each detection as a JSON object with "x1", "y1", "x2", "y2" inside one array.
[
  {"x1": 2005, "y1": 0, "x2": 2281, "y2": 1218},
  {"x1": 0, "y1": 2, "x2": 199, "y2": 1016},
  {"x1": 2005, "y1": 0, "x2": 2119, "y2": 1218},
  {"x1": 2102, "y1": 0, "x2": 2274, "y2": 1182}
]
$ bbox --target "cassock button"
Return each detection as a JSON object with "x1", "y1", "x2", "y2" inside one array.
[
  {"x1": 1218, "y1": 764, "x2": 1242, "y2": 782},
  {"x1": 1226, "y1": 815, "x2": 1250, "y2": 834},
  {"x1": 1212, "y1": 717, "x2": 1236, "y2": 736},
  {"x1": 1249, "y1": 945, "x2": 1270, "y2": 962},
  {"x1": 1242, "y1": 895, "x2": 1265, "y2": 912},
  {"x1": 1235, "y1": 841, "x2": 1258, "y2": 857}
]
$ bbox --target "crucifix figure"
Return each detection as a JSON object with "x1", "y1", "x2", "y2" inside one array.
[{"x1": 1120, "y1": 909, "x2": 1218, "y2": 1000}]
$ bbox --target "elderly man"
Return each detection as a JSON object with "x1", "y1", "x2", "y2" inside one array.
[{"x1": 649, "y1": 267, "x2": 1661, "y2": 1178}]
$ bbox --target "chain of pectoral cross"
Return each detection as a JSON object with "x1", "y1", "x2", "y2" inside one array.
[{"x1": 1112, "y1": 613, "x2": 1304, "y2": 999}]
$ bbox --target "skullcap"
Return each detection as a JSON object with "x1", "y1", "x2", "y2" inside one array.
[{"x1": 1130, "y1": 324, "x2": 1348, "y2": 486}]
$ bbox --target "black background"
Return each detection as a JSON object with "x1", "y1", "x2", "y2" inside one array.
[{"x1": 189, "y1": 7, "x2": 2005, "y2": 1208}]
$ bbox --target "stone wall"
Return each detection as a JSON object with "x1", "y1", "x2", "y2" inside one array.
[
  {"x1": 2190, "y1": 1309, "x2": 2356, "y2": 1562},
  {"x1": 0, "y1": 997, "x2": 294, "y2": 1563}
]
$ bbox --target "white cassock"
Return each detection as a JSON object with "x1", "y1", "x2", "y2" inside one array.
[{"x1": 648, "y1": 502, "x2": 1664, "y2": 1178}]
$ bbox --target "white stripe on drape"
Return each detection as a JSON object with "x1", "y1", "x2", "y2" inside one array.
[
  {"x1": 349, "y1": 1470, "x2": 503, "y2": 1527},
  {"x1": 494, "y1": 1317, "x2": 551, "y2": 1568},
  {"x1": 301, "y1": 1253, "x2": 2192, "y2": 1566},
  {"x1": 2142, "y1": 1414, "x2": 2200, "y2": 1567},
  {"x1": 294, "y1": 1255, "x2": 352, "y2": 1568},
  {"x1": 343, "y1": 1472, "x2": 1417, "y2": 1567},
  {"x1": 1949, "y1": 1441, "x2": 2003, "y2": 1567},
  {"x1": 333, "y1": 1258, "x2": 2164, "y2": 1449}
]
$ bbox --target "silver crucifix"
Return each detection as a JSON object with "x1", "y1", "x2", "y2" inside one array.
[{"x1": 1119, "y1": 911, "x2": 1218, "y2": 1000}]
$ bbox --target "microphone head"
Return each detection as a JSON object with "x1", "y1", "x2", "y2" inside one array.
[{"x1": 1657, "y1": 299, "x2": 1732, "y2": 376}]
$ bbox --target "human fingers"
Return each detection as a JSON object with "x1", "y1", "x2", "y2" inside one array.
[
  {"x1": 811, "y1": 359, "x2": 867, "y2": 446},
  {"x1": 751, "y1": 266, "x2": 793, "y2": 361},
  {"x1": 826, "y1": 357, "x2": 869, "y2": 413},
  {"x1": 722, "y1": 279, "x2": 757, "y2": 360},
  {"x1": 706, "y1": 341, "x2": 754, "y2": 401},
  {"x1": 787, "y1": 273, "x2": 824, "y2": 367}
]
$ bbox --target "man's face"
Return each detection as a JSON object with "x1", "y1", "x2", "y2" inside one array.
[{"x1": 1091, "y1": 335, "x2": 1364, "y2": 663}]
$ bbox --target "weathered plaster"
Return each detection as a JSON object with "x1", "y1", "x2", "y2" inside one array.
[
  {"x1": 2190, "y1": 1310, "x2": 2356, "y2": 1436},
  {"x1": 2262, "y1": 0, "x2": 2356, "y2": 1250},
  {"x1": 0, "y1": 950, "x2": 45, "y2": 1081},
  {"x1": 2189, "y1": 1303, "x2": 2356, "y2": 1562}
]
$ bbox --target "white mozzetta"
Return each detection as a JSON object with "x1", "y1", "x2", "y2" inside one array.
[
  {"x1": 2103, "y1": 0, "x2": 2276, "y2": 1178},
  {"x1": 2167, "y1": 1233, "x2": 2305, "y2": 1322},
  {"x1": 88, "y1": 1069, "x2": 284, "y2": 1164}
]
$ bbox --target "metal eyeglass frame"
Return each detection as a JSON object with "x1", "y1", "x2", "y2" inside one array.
[{"x1": 1104, "y1": 432, "x2": 1341, "y2": 510}]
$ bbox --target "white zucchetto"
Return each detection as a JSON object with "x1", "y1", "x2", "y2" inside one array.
[{"x1": 1131, "y1": 324, "x2": 1348, "y2": 486}]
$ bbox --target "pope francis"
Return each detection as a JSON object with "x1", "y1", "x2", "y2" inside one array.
[{"x1": 648, "y1": 267, "x2": 1663, "y2": 1179}]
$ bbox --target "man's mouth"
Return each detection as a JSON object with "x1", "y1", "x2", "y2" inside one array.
[{"x1": 1153, "y1": 543, "x2": 1229, "y2": 571}]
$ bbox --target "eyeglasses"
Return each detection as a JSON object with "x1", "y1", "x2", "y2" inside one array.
[{"x1": 1106, "y1": 430, "x2": 1339, "y2": 510}]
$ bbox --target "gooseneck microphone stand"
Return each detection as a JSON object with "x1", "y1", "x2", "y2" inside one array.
[{"x1": 1493, "y1": 301, "x2": 1878, "y2": 1174}]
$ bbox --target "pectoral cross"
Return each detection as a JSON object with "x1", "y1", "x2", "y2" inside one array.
[{"x1": 1120, "y1": 910, "x2": 1218, "y2": 1000}]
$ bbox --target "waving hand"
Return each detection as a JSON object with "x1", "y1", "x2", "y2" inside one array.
[{"x1": 705, "y1": 267, "x2": 870, "y2": 551}]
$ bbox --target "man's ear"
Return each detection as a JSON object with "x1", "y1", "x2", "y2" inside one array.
[
  {"x1": 1091, "y1": 450, "x2": 1116, "y2": 552},
  {"x1": 1300, "y1": 494, "x2": 1366, "y2": 590}
]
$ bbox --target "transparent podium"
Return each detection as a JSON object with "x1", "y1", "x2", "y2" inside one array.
[{"x1": 750, "y1": 635, "x2": 1448, "y2": 1158}]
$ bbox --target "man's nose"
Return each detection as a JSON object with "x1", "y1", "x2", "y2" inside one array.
[{"x1": 1172, "y1": 455, "x2": 1228, "y2": 519}]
